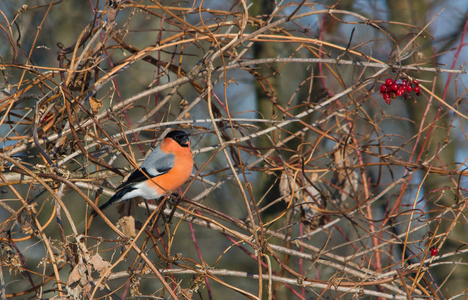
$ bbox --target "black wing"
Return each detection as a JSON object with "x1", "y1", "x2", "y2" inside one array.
[{"x1": 115, "y1": 166, "x2": 171, "y2": 191}]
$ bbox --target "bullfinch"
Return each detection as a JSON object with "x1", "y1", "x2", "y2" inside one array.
[{"x1": 92, "y1": 130, "x2": 193, "y2": 216}]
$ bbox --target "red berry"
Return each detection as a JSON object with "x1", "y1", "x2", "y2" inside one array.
[
  {"x1": 385, "y1": 78, "x2": 393, "y2": 86},
  {"x1": 414, "y1": 86, "x2": 421, "y2": 94},
  {"x1": 383, "y1": 93, "x2": 391, "y2": 104},
  {"x1": 380, "y1": 84, "x2": 387, "y2": 93},
  {"x1": 390, "y1": 83, "x2": 398, "y2": 91},
  {"x1": 406, "y1": 85, "x2": 413, "y2": 92},
  {"x1": 412, "y1": 80, "x2": 419, "y2": 86},
  {"x1": 430, "y1": 248, "x2": 438, "y2": 256},
  {"x1": 403, "y1": 93, "x2": 412, "y2": 100},
  {"x1": 396, "y1": 89, "x2": 405, "y2": 96}
]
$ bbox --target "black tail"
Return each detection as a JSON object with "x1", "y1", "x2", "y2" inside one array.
[{"x1": 91, "y1": 187, "x2": 134, "y2": 217}]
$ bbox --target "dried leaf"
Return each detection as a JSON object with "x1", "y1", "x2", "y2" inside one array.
[
  {"x1": 90, "y1": 253, "x2": 111, "y2": 277},
  {"x1": 67, "y1": 263, "x2": 84, "y2": 288},
  {"x1": 67, "y1": 262, "x2": 90, "y2": 299},
  {"x1": 280, "y1": 170, "x2": 321, "y2": 232},
  {"x1": 279, "y1": 171, "x2": 300, "y2": 204},
  {"x1": 116, "y1": 197, "x2": 139, "y2": 217},
  {"x1": 179, "y1": 99, "x2": 191, "y2": 121},
  {"x1": 89, "y1": 96, "x2": 103, "y2": 115},
  {"x1": 118, "y1": 215, "x2": 137, "y2": 238},
  {"x1": 332, "y1": 138, "x2": 359, "y2": 206}
]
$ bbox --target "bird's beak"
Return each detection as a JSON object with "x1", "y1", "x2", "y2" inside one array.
[{"x1": 181, "y1": 135, "x2": 190, "y2": 145}]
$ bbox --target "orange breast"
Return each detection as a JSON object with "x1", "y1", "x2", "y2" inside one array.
[{"x1": 147, "y1": 140, "x2": 193, "y2": 193}]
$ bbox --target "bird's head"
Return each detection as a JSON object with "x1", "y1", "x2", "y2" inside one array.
[{"x1": 165, "y1": 130, "x2": 190, "y2": 147}]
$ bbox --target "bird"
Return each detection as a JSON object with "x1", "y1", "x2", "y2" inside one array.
[{"x1": 92, "y1": 130, "x2": 193, "y2": 217}]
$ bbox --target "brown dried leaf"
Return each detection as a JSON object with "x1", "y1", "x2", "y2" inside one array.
[
  {"x1": 67, "y1": 263, "x2": 83, "y2": 288},
  {"x1": 116, "y1": 197, "x2": 139, "y2": 217},
  {"x1": 179, "y1": 99, "x2": 191, "y2": 121},
  {"x1": 67, "y1": 262, "x2": 89, "y2": 298},
  {"x1": 279, "y1": 171, "x2": 299, "y2": 204},
  {"x1": 301, "y1": 173, "x2": 320, "y2": 220},
  {"x1": 89, "y1": 96, "x2": 103, "y2": 115},
  {"x1": 332, "y1": 139, "x2": 359, "y2": 206},
  {"x1": 90, "y1": 253, "x2": 111, "y2": 277},
  {"x1": 118, "y1": 215, "x2": 137, "y2": 238},
  {"x1": 280, "y1": 171, "x2": 320, "y2": 223}
]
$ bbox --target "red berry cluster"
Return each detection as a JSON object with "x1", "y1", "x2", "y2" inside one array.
[{"x1": 379, "y1": 78, "x2": 421, "y2": 104}]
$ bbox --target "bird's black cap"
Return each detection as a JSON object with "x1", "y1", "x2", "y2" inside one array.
[{"x1": 165, "y1": 130, "x2": 190, "y2": 147}]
